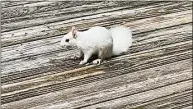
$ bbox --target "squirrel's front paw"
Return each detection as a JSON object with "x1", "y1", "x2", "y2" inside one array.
[
  {"x1": 79, "y1": 60, "x2": 87, "y2": 65},
  {"x1": 72, "y1": 56, "x2": 80, "y2": 60}
]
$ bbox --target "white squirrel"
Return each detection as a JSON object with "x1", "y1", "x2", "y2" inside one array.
[{"x1": 60, "y1": 26, "x2": 132, "y2": 65}]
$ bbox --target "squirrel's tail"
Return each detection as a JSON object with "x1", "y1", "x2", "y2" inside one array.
[{"x1": 110, "y1": 26, "x2": 132, "y2": 56}]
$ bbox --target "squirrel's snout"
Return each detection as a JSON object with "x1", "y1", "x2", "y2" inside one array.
[{"x1": 60, "y1": 41, "x2": 64, "y2": 47}]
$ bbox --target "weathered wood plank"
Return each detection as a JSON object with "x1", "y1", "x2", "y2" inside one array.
[
  {"x1": 2, "y1": 38, "x2": 192, "y2": 85},
  {"x1": 1, "y1": 47, "x2": 192, "y2": 104},
  {"x1": 1, "y1": 1, "x2": 38, "y2": 8},
  {"x1": 2, "y1": 53, "x2": 192, "y2": 95},
  {"x1": 1, "y1": 1, "x2": 102, "y2": 19},
  {"x1": 1, "y1": 2, "x2": 191, "y2": 47},
  {"x1": 1, "y1": 9, "x2": 192, "y2": 77},
  {"x1": 123, "y1": 90, "x2": 192, "y2": 109},
  {"x1": 72, "y1": 80, "x2": 192, "y2": 109},
  {"x1": 1, "y1": 34, "x2": 192, "y2": 85},
  {"x1": 2, "y1": 6, "x2": 191, "y2": 65},
  {"x1": 1, "y1": 1, "x2": 155, "y2": 25},
  {"x1": 1, "y1": 29, "x2": 192, "y2": 85},
  {"x1": 1, "y1": 59, "x2": 192, "y2": 109},
  {"x1": 2, "y1": 22, "x2": 191, "y2": 63},
  {"x1": 124, "y1": 10, "x2": 192, "y2": 33},
  {"x1": 169, "y1": 100, "x2": 192, "y2": 109},
  {"x1": 1, "y1": 2, "x2": 163, "y2": 31},
  {"x1": 1, "y1": 1, "x2": 53, "y2": 19},
  {"x1": 182, "y1": 106, "x2": 193, "y2": 109},
  {"x1": 0, "y1": 1, "x2": 161, "y2": 40},
  {"x1": 80, "y1": 83, "x2": 192, "y2": 109},
  {"x1": 1, "y1": 1, "x2": 192, "y2": 109},
  {"x1": 25, "y1": 74, "x2": 193, "y2": 109}
]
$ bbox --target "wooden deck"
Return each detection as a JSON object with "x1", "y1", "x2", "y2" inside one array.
[{"x1": 1, "y1": 1, "x2": 192, "y2": 109}]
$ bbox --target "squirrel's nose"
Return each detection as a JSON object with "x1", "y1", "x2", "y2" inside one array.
[{"x1": 60, "y1": 41, "x2": 64, "y2": 47}]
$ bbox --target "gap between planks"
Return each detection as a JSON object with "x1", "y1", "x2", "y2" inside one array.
[
  {"x1": 1, "y1": 48, "x2": 192, "y2": 104},
  {"x1": 1, "y1": 10, "x2": 192, "y2": 76},
  {"x1": 1, "y1": 58, "x2": 192, "y2": 109},
  {"x1": 1, "y1": 2, "x2": 191, "y2": 47}
]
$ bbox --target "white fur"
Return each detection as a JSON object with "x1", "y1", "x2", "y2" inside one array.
[
  {"x1": 60, "y1": 26, "x2": 132, "y2": 65},
  {"x1": 110, "y1": 26, "x2": 132, "y2": 55},
  {"x1": 76, "y1": 26, "x2": 113, "y2": 54}
]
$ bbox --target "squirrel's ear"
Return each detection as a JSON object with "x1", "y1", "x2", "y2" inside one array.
[{"x1": 71, "y1": 26, "x2": 77, "y2": 38}]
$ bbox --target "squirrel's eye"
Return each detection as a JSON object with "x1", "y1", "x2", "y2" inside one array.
[{"x1": 65, "y1": 39, "x2": 69, "y2": 42}]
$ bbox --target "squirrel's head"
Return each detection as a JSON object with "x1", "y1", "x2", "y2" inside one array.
[{"x1": 60, "y1": 26, "x2": 77, "y2": 47}]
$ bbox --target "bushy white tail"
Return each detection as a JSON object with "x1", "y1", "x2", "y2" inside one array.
[{"x1": 110, "y1": 26, "x2": 132, "y2": 56}]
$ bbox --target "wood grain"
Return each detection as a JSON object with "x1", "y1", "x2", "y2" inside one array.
[
  {"x1": 1, "y1": 10, "x2": 192, "y2": 77},
  {"x1": 1, "y1": 1, "x2": 192, "y2": 109},
  {"x1": 1, "y1": 47, "x2": 192, "y2": 104},
  {"x1": 1, "y1": 1, "x2": 102, "y2": 19},
  {"x1": 1, "y1": 59, "x2": 192, "y2": 109},
  {"x1": 1, "y1": 2, "x2": 191, "y2": 47},
  {"x1": 80, "y1": 80, "x2": 192, "y2": 109}
]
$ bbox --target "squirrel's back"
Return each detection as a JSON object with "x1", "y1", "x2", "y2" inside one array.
[
  {"x1": 78, "y1": 26, "x2": 132, "y2": 56},
  {"x1": 77, "y1": 26, "x2": 113, "y2": 52}
]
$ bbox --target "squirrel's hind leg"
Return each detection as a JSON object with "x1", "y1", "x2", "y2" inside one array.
[
  {"x1": 93, "y1": 45, "x2": 112, "y2": 65},
  {"x1": 99, "y1": 44, "x2": 113, "y2": 59},
  {"x1": 79, "y1": 50, "x2": 84, "y2": 59}
]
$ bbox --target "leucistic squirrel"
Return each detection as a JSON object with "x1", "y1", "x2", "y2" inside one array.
[{"x1": 60, "y1": 26, "x2": 132, "y2": 65}]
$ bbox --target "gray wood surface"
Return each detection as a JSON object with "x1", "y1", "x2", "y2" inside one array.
[{"x1": 1, "y1": 1, "x2": 192, "y2": 109}]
